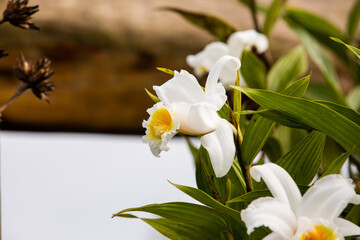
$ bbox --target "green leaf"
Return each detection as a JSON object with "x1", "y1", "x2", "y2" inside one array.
[
  {"x1": 322, "y1": 137, "x2": 345, "y2": 171},
  {"x1": 194, "y1": 146, "x2": 228, "y2": 203},
  {"x1": 240, "y1": 50, "x2": 267, "y2": 89},
  {"x1": 305, "y1": 82, "x2": 345, "y2": 103},
  {"x1": 273, "y1": 126, "x2": 308, "y2": 154},
  {"x1": 142, "y1": 218, "x2": 225, "y2": 240},
  {"x1": 284, "y1": 8, "x2": 348, "y2": 64},
  {"x1": 171, "y1": 180, "x2": 252, "y2": 239},
  {"x1": 145, "y1": 88, "x2": 160, "y2": 103},
  {"x1": 240, "y1": 75, "x2": 310, "y2": 166},
  {"x1": 259, "y1": 110, "x2": 310, "y2": 130},
  {"x1": 262, "y1": 136, "x2": 282, "y2": 162},
  {"x1": 267, "y1": 45, "x2": 307, "y2": 92},
  {"x1": 163, "y1": 8, "x2": 236, "y2": 42},
  {"x1": 347, "y1": 0, "x2": 360, "y2": 39},
  {"x1": 156, "y1": 67, "x2": 174, "y2": 75},
  {"x1": 286, "y1": 23, "x2": 347, "y2": 105},
  {"x1": 114, "y1": 202, "x2": 227, "y2": 228},
  {"x1": 346, "y1": 204, "x2": 360, "y2": 226},
  {"x1": 347, "y1": 85, "x2": 360, "y2": 111},
  {"x1": 183, "y1": 136, "x2": 199, "y2": 160},
  {"x1": 233, "y1": 71, "x2": 242, "y2": 124},
  {"x1": 314, "y1": 100, "x2": 360, "y2": 125},
  {"x1": 263, "y1": 0, "x2": 286, "y2": 36},
  {"x1": 228, "y1": 185, "x2": 309, "y2": 203},
  {"x1": 228, "y1": 189, "x2": 272, "y2": 204},
  {"x1": 235, "y1": 87, "x2": 360, "y2": 155},
  {"x1": 170, "y1": 182, "x2": 243, "y2": 225},
  {"x1": 227, "y1": 159, "x2": 247, "y2": 194},
  {"x1": 276, "y1": 131, "x2": 326, "y2": 185},
  {"x1": 114, "y1": 202, "x2": 231, "y2": 240},
  {"x1": 218, "y1": 103, "x2": 230, "y2": 121},
  {"x1": 322, "y1": 149, "x2": 353, "y2": 176},
  {"x1": 330, "y1": 37, "x2": 360, "y2": 59}
]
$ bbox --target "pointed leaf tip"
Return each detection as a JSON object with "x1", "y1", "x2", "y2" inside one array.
[
  {"x1": 156, "y1": 67, "x2": 175, "y2": 75},
  {"x1": 145, "y1": 88, "x2": 160, "y2": 103}
]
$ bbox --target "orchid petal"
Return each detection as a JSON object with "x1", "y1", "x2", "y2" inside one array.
[
  {"x1": 293, "y1": 217, "x2": 343, "y2": 240},
  {"x1": 241, "y1": 197, "x2": 297, "y2": 238},
  {"x1": 250, "y1": 163, "x2": 302, "y2": 213},
  {"x1": 186, "y1": 42, "x2": 229, "y2": 76},
  {"x1": 205, "y1": 55, "x2": 240, "y2": 102},
  {"x1": 142, "y1": 102, "x2": 180, "y2": 157},
  {"x1": 334, "y1": 218, "x2": 360, "y2": 237},
  {"x1": 170, "y1": 102, "x2": 219, "y2": 135},
  {"x1": 200, "y1": 119, "x2": 235, "y2": 177},
  {"x1": 228, "y1": 30, "x2": 268, "y2": 57},
  {"x1": 299, "y1": 174, "x2": 360, "y2": 220},
  {"x1": 154, "y1": 70, "x2": 205, "y2": 106},
  {"x1": 203, "y1": 80, "x2": 227, "y2": 110},
  {"x1": 263, "y1": 232, "x2": 284, "y2": 240}
]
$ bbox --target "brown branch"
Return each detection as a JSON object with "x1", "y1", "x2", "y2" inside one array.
[{"x1": 0, "y1": 83, "x2": 28, "y2": 115}]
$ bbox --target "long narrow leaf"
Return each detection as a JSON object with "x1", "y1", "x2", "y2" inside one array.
[
  {"x1": 241, "y1": 75, "x2": 310, "y2": 166},
  {"x1": 331, "y1": 37, "x2": 360, "y2": 59},
  {"x1": 240, "y1": 50, "x2": 267, "y2": 89},
  {"x1": 276, "y1": 131, "x2": 326, "y2": 185},
  {"x1": 322, "y1": 149, "x2": 353, "y2": 176},
  {"x1": 142, "y1": 218, "x2": 225, "y2": 240},
  {"x1": 347, "y1": 85, "x2": 360, "y2": 111},
  {"x1": 267, "y1": 45, "x2": 307, "y2": 92},
  {"x1": 114, "y1": 202, "x2": 230, "y2": 239},
  {"x1": 163, "y1": 8, "x2": 236, "y2": 42},
  {"x1": 314, "y1": 100, "x2": 360, "y2": 125},
  {"x1": 347, "y1": 0, "x2": 360, "y2": 39},
  {"x1": 263, "y1": 0, "x2": 286, "y2": 36},
  {"x1": 284, "y1": 8, "x2": 348, "y2": 64},
  {"x1": 169, "y1": 182, "x2": 243, "y2": 225},
  {"x1": 115, "y1": 202, "x2": 227, "y2": 228},
  {"x1": 286, "y1": 20, "x2": 347, "y2": 105},
  {"x1": 234, "y1": 87, "x2": 360, "y2": 155}
]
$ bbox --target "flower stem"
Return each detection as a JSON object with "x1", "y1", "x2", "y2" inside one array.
[
  {"x1": 249, "y1": 0, "x2": 260, "y2": 32},
  {"x1": 234, "y1": 124, "x2": 253, "y2": 192},
  {"x1": 0, "y1": 83, "x2": 28, "y2": 116}
]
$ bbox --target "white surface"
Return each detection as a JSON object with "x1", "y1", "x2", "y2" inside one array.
[{"x1": 0, "y1": 131, "x2": 198, "y2": 240}]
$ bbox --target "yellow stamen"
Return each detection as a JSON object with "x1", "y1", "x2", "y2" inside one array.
[
  {"x1": 148, "y1": 107, "x2": 173, "y2": 139},
  {"x1": 199, "y1": 65, "x2": 207, "y2": 74},
  {"x1": 299, "y1": 225, "x2": 337, "y2": 240}
]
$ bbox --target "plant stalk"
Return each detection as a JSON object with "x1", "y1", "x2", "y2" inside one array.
[
  {"x1": 0, "y1": 83, "x2": 28, "y2": 115},
  {"x1": 249, "y1": 0, "x2": 260, "y2": 32}
]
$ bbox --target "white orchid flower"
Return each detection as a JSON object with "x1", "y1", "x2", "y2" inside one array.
[
  {"x1": 186, "y1": 42, "x2": 229, "y2": 77},
  {"x1": 186, "y1": 30, "x2": 268, "y2": 87},
  {"x1": 241, "y1": 163, "x2": 360, "y2": 240},
  {"x1": 227, "y1": 29, "x2": 268, "y2": 59},
  {"x1": 143, "y1": 55, "x2": 240, "y2": 177}
]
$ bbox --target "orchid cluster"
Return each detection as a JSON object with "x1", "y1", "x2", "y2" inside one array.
[{"x1": 117, "y1": 1, "x2": 360, "y2": 239}]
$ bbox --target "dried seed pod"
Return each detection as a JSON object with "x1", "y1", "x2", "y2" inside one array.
[
  {"x1": 15, "y1": 52, "x2": 55, "y2": 102},
  {"x1": 1, "y1": 0, "x2": 39, "y2": 30}
]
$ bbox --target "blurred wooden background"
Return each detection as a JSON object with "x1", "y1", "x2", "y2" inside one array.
[{"x1": 0, "y1": 0, "x2": 355, "y2": 133}]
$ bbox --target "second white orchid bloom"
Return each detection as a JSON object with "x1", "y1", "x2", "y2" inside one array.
[
  {"x1": 241, "y1": 163, "x2": 360, "y2": 240},
  {"x1": 186, "y1": 29, "x2": 268, "y2": 87},
  {"x1": 143, "y1": 56, "x2": 240, "y2": 178}
]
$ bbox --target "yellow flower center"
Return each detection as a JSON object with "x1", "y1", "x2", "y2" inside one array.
[
  {"x1": 299, "y1": 225, "x2": 338, "y2": 240},
  {"x1": 199, "y1": 65, "x2": 207, "y2": 74},
  {"x1": 148, "y1": 107, "x2": 173, "y2": 139}
]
